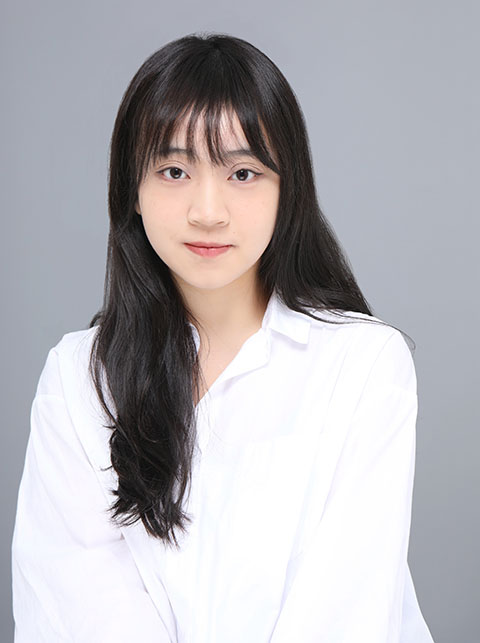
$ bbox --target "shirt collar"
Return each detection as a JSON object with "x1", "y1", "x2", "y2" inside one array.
[{"x1": 262, "y1": 289, "x2": 312, "y2": 345}]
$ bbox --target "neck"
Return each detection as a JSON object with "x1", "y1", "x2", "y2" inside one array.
[{"x1": 175, "y1": 274, "x2": 269, "y2": 345}]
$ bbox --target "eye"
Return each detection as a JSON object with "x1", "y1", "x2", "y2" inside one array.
[
  {"x1": 230, "y1": 168, "x2": 261, "y2": 182},
  {"x1": 159, "y1": 167, "x2": 188, "y2": 180}
]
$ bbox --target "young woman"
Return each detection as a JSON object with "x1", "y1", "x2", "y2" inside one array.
[{"x1": 12, "y1": 33, "x2": 435, "y2": 642}]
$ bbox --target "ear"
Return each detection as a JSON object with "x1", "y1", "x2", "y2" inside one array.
[{"x1": 134, "y1": 199, "x2": 141, "y2": 215}]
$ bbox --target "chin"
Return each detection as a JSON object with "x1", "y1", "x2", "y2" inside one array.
[
  {"x1": 172, "y1": 271, "x2": 245, "y2": 292},
  {"x1": 188, "y1": 279, "x2": 238, "y2": 291}
]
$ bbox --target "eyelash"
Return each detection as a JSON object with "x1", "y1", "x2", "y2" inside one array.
[{"x1": 158, "y1": 167, "x2": 262, "y2": 183}]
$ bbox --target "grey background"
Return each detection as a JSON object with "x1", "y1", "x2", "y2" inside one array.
[{"x1": 2, "y1": 1, "x2": 478, "y2": 641}]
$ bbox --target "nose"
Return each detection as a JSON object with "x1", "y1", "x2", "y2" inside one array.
[{"x1": 187, "y1": 174, "x2": 229, "y2": 228}]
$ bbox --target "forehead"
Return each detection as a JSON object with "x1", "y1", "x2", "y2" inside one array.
[{"x1": 171, "y1": 109, "x2": 248, "y2": 152}]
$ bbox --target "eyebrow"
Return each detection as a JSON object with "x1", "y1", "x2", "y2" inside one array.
[{"x1": 160, "y1": 147, "x2": 258, "y2": 160}]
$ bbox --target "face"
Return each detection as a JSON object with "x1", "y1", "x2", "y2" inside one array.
[{"x1": 135, "y1": 110, "x2": 280, "y2": 298}]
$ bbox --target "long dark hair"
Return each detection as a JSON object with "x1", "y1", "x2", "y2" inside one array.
[{"x1": 89, "y1": 32, "x2": 410, "y2": 548}]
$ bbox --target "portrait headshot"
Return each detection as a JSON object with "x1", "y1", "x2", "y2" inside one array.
[{"x1": 2, "y1": 2, "x2": 477, "y2": 642}]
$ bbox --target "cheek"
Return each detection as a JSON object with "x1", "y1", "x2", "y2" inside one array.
[
  {"x1": 237, "y1": 186, "x2": 278, "y2": 225},
  {"x1": 139, "y1": 211, "x2": 174, "y2": 259},
  {"x1": 252, "y1": 194, "x2": 279, "y2": 234},
  {"x1": 142, "y1": 195, "x2": 181, "y2": 234},
  {"x1": 238, "y1": 208, "x2": 277, "y2": 255}
]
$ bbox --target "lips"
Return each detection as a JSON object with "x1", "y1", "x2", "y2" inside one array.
[
  {"x1": 186, "y1": 241, "x2": 232, "y2": 248},
  {"x1": 185, "y1": 243, "x2": 232, "y2": 257}
]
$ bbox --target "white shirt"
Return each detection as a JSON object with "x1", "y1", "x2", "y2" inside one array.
[{"x1": 12, "y1": 291, "x2": 435, "y2": 642}]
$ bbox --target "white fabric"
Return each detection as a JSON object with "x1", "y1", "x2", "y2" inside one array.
[{"x1": 12, "y1": 291, "x2": 435, "y2": 642}]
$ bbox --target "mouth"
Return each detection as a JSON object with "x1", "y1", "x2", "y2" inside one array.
[
  {"x1": 185, "y1": 241, "x2": 232, "y2": 248},
  {"x1": 184, "y1": 243, "x2": 232, "y2": 257}
]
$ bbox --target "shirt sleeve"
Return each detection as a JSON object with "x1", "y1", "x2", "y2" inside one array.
[
  {"x1": 269, "y1": 329, "x2": 418, "y2": 643},
  {"x1": 11, "y1": 346, "x2": 174, "y2": 643}
]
